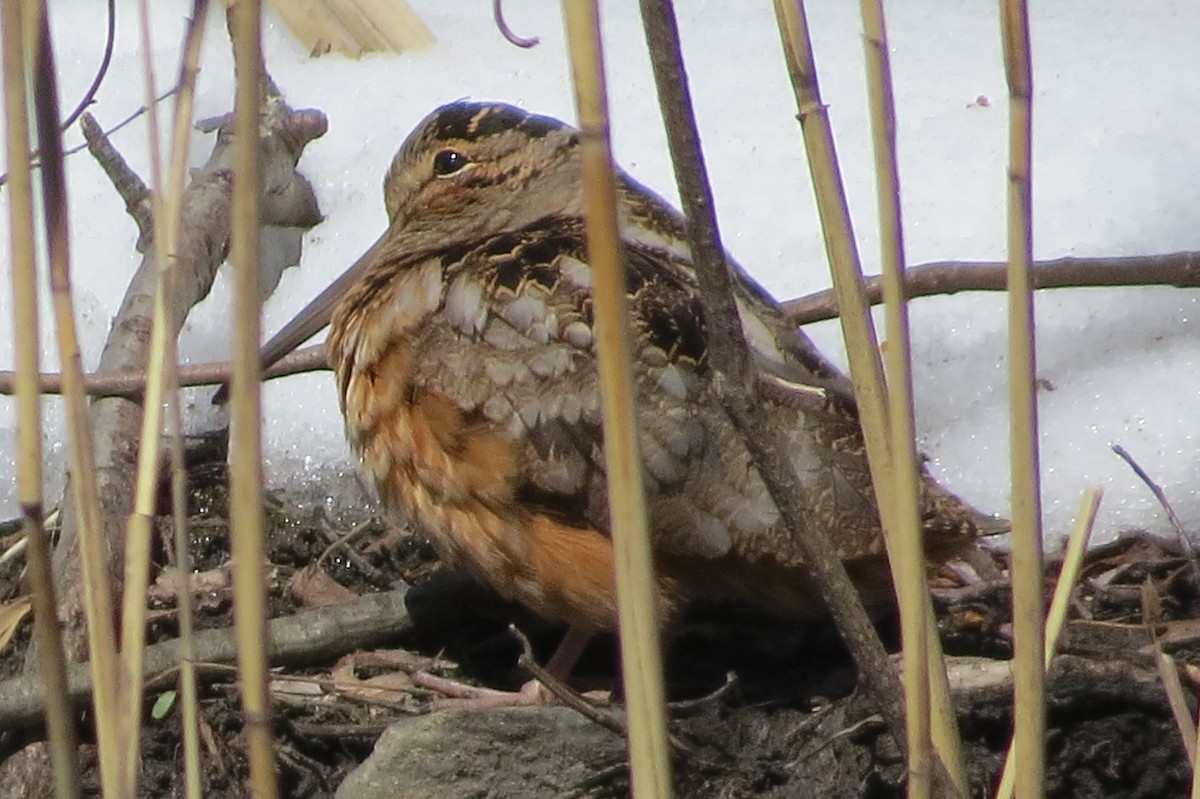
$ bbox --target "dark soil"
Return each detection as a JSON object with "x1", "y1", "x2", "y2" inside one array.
[{"x1": 0, "y1": 441, "x2": 1196, "y2": 798}]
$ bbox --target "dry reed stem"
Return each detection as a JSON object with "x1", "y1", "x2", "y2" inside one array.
[
  {"x1": 856, "y1": 1, "x2": 943, "y2": 795},
  {"x1": 561, "y1": 2, "x2": 672, "y2": 796},
  {"x1": 1042, "y1": 490, "x2": 1099, "y2": 666},
  {"x1": 115, "y1": 3, "x2": 210, "y2": 796},
  {"x1": 638, "y1": 0, "x2": 939, "y2": 788},
  {"x1": 166, "y1": 376, "x2": 203, "y2": 799},
  {"x1": 771, "y1": 0, "x2": 889, "y2": 444},
  {"x1": 0, "y1": 2, "x2": 81, "y2": 796},
  {"x1": 923, "y1": 621, "x2": 965, "y2": 795},
  {"x1": 1000, "y1": 2, "x2": 1046, "y2": 797},
  {"x1": 159, "y1": 4, "x2": 209, "y2": 787},
  {"x1": 28, "y1": 3, "x2": 122, "y2": 794},
  {"x1": 1142, "y1": 579, "x2": 1194, "y2": 768},
  {"x1": 772, "y1": 0, "x2": 919, "y2": 768},
  {"x1": 228, "y1": 3, "x2": 280, "y2": 797},
  {"x1": 1194, "y1": 697, "x2": 1200, "y2": 798},
  {"x1": 774, "y1": 4, "x2": 974, "y2": 794},
  {"x1": 1130, "y1": 532, "x2": 1198, "y2": 783},
  {"x1": 859, "y1": 1, "x2": 968, "y2": 791},
  {"x1": 1155, "y1": 650, "x2": 1194, "y2": 763},
  {"x1": 995, "y1": 487, "x2": 1100, "y2": 799},
  {"x1": 1190, "y1": 659, "x2": 1200, "y2": 799},
  {"x1": 115, "y1": 4, "x2": 173, "y2": 790}
]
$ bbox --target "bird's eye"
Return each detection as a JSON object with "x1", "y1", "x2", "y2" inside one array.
[{"x1": 432, "y1": 149, "x2": 470, "y2": 177}]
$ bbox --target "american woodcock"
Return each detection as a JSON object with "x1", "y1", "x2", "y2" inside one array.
[{"x1": 264, "y1": 100, "x2": 993, "y2": 641}]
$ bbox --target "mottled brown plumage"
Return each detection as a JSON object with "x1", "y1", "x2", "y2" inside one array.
[{"x1": 324, "y1": 101, "x2": 989, "y2": 634}]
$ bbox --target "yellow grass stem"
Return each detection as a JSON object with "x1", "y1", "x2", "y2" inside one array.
[
  {"x1": 116, "y1": 2, "x2": 210, "y2": 795},
  {"x1": 165, "y1": 379, "x2": 203, "y2": 799},
  {"x1": 1, "y1": 2, "x2": 81, "y2": 796},
  {"x1": 561, "y1": 2, "x2": 672, "y2": 797},
  {"x1": 28, "y1": 3, "x2": 121, "y2": 794},
  {"x1": 228, "y1": 2, "x2": 280, "y2": 797},
  {"x1": 772, "y1": 0, "x2": 905, "y2": 728},
  {"x1": 1190, "y1": 671, "x2": 1200, "y2": 798},
  {"x1": 925, "y1": 622, "x2": 966, "y2": 795},
  {"x1": 1000, "y1": 3, "x2": 1046, "y2": 798},
  {"x1": 995, "y1": 487, "x2": 1100, "y2": 799},
  {"x1": 772, "y1": 0, "x2": 889, "y2": 449},
  {"x1": 1042, "y1": 490, "x2": 1099, "y2": 667},
  {"x1": 115, "y1": 11, "x2": 161, "y2": 793},
  {"x1": 776, "y1": 1, "x2": 965, "y2": 785},
  {"x1": 161, "y1": 43, "x2": 208, "y2": 799},
  {"x1": 857, "y1": 2, "x2": 936, "y2": 795},
  {"x1": 1158, "y1": 649, "x2": 1194, "y2": 763}
]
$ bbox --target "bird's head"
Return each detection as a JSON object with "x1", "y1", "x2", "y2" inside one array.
[
  {"x1": 247, "y1": 101, "x2": 665, "y2": 376},
  {"x1": 381, "y1": 101, "x2": 584, "y2": 245}
]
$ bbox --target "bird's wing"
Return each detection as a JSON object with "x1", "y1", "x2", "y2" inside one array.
[
  {"x1": 402, "y1": 215, "x2": 719, "y2": 542},
  {"x1": 400, "y1": 214, "x2": 980, "y2": 572}
]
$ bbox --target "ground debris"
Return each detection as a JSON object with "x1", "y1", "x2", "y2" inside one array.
[{"x1": 0, "y1": 445, "x2": 1196, "y2": 798}]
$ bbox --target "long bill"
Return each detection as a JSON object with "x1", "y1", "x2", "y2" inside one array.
[
  {"x1": 260, "y1": 229, "x2": 391, "y2": 367},
  {"x1": 213, "y1": 228, "x2": 390, "y2": 403}
]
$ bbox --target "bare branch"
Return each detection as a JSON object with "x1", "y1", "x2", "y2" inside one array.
[
  {"x1": 0, "y1": 586, "x2": 414, "y2": 735},
  {"x1": 0, "y1": 345, "x2": 326, "y2": 397},
  {"x1": 79, "y1": 111, "x2": 153, "y2": 251},
  {"x1": 41, "y1": 72, "x2": 326, "y2": 685},
  {"x1": 782, "y1": 251, "x2": 1200, "y2": 325}
]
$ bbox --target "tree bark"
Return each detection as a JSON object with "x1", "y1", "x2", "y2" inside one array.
[{"x1": 0, "y1": 82, "x2": 325, "y2": 798}]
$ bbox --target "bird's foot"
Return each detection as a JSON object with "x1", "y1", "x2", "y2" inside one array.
[{"x1": 414, "y1": 670, "x2": 609, "y2": 710}]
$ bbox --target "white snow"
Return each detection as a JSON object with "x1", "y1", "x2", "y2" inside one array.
[{"x1": 2, "y1": 0, "x2": 1199, "y2": 548}]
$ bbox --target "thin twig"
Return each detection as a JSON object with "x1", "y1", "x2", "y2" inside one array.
[
  {"x1": 59, "y1": 0, "x2": 117, "y2": 132},
  {"x1": 639, "y1": 2, "x2": 751, "y2": 390},
  {"x1": 665, "y1": 672, "x2": 738, "y2": 715},
  {"x1": 0, "y1": 0, "x2": 116, "y2": 188},
  {"x1": 0, "y1": 587, "x2": 416, "y2": 734},
  {"x1": 25, "y1": 245, "x2": 1200, "y2": 400},
  {"x1": 1112, "y1": 444, "x2": 1200, "y2": 587},
  {"x1": 509, "y1": 626, "x2": 626, "y2": 738},
  {"x1": 493, "y1": 0, "x2": 539, "y2": 48},
  {"x1": 0, "y1": 88, "x2": 180, "y2": 189},
  {"x1": 643, "y1": 1, "x2": 931, "y2": 787},
  {"x1": 65, "y1": 88, "x2": 181, "y2": 157},
  {"x1": 79, "y1": 111, "x2": 153, "y2": 249},
  {"x1": 0, "y1": 345, "x2": 328, "y2": 398},
  {"x1": 510, "y1": 626, "x2": 702, "y2": 764},
  {"x1": 315, "y1": 517, "x2": 387, "y2": 586},
  {"x1": 782, "y1": 251, "x2": 1200, "y2": 325}
]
